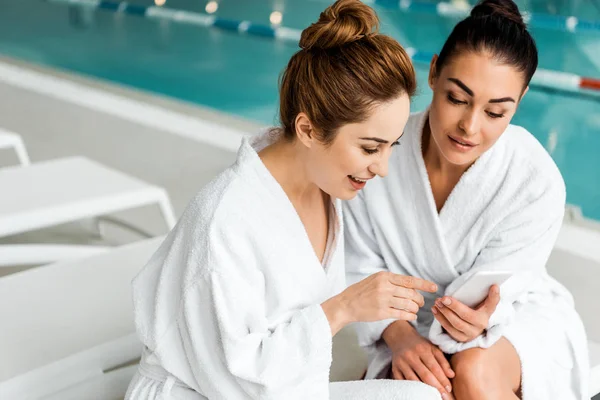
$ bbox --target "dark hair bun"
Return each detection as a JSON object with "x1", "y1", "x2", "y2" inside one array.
[
  {"x1": 470, "y1": 0, "x2": 526, "y2": 29},
  {"x1": 299, "y1": 0, "x2": 379, "y2": 50}
]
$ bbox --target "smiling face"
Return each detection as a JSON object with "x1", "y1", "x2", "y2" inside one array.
[
  {"x1": 301, "y1": 94, "x2": 411, "y2": 200},
  {"x1": 427, "y1": 51, "x2": 528, "y2": 167}
]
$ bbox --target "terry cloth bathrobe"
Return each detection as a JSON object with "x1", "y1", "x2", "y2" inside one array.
[
  {"x1": 345, "y1": 110, "x2": 590, "y2": 399},
  {"x1": 126, "y1": 133, "x2": 441, "y2": 400}
]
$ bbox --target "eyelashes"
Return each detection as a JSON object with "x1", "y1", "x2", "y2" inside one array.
[
  {"x1": 362, "y1": 139, "x2": 400, "y2": 155},
  {"x1": 446, "y1": 94, "x2": 505, "y2": 119}
]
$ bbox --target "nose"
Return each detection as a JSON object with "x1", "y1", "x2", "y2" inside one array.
[
  {"x1": 459, "y1": 108, "x2": 479, "y2": 136},
  {"x1": 369, "y1": 152, "x2": 390, "y2": 178}
]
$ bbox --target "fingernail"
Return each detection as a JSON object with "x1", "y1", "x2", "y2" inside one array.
[
  {"x1": 431, "y1": 306, "x2": 438, "y2": 314},
  {"x1": 442, "y1": 393, "x2": 449, "y2": 400},
  {"x1": 431, "y1": 284, "x2": 438, "y2": 291},
  {"x1": 442, "y1": 298, "x2": 452, "y2": 306},
  {"x1": 446, "y1": 385, "x2": 452, "y2": 392},
  {"x1": 436, "y1": 300, "x2": 444, "y2": 308}
]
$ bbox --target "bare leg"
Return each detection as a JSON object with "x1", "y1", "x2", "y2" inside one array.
[{"x1": 450, "y1": 337, "x2": 521, "y2": 400}]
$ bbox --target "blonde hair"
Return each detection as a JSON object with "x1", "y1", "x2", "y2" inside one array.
[{"x1": 278, "y1": 0, "x2": 416, "y2": 144}]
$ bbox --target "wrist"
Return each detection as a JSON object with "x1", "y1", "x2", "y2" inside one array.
[
  {"x1": 321, "y1": 294, "x2": 351, "y2": 336},
  {"x1": 382, "y1": 320, "x2": 414, "y2": 349}
]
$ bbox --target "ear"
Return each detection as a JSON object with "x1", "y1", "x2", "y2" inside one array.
[
  {"x1": 428, "y1": 54, "x2": 439, "y2": 90},
  {"x1": 294, "y1": 112, "x2": 316, "y2": 148}
]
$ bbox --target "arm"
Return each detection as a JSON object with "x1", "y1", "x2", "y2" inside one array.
[{"x1": 181, "y1": 270, "x2": 333, "y2": 400}]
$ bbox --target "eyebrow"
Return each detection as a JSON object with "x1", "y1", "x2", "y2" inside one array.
[
  {"x1": 359, "y1": 133, "x2": 404, "y2": 144},
  {"x1": 359, "y1": 137, "x2": 389, "y2": 144},
  {"x1": 448, "y1": 78, "x2": 516, "y2": 104}
]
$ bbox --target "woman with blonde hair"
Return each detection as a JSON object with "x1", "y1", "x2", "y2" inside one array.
[{"x1": 125, "y1": 1, "x2": 440, "y2": 399}]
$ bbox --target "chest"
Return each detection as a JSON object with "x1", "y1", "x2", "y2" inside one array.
[
  {"x1": 296, "y1": 201, "x2": 330, "y2": 264},
  {"x1": 426, "y1": 168, "x2": 462, "y2": 214}
]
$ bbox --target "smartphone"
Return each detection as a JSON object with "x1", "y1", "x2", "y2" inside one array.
[{"x1": 450, "y1": 271, "x2": 513, "y2": 308}]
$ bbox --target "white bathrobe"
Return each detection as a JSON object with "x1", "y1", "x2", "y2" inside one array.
[
  {"x1": 345, "y1": 110, "x2": 590, "y2": 399},
  {"x1": 126, "y1": 133, "x2": 441, "y2": 400}
]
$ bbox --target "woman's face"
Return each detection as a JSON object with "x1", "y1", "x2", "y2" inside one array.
[
  {"x1": 427, "y1": 51, "x2": 528, "y2": 166},
  {"x1": 304, "y1": 94, "x2": 411, "y2": 200}
]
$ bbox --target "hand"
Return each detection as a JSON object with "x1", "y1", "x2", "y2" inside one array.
[
  {"x1": 383, "y1": 321, "x2": 455, "y2": 399},
  {"x1": 432, "y1": 285, "x2": 501, "y2": 343},
  {"x1": 322, "y1": 272, "x2": 438, "y2": 335},
  {"x1": 341, "y1": 272, "x2": 438, "y2": 323}
]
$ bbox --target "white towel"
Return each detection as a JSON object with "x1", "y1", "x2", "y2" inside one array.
[{"x1": 330, "y1": 380, "x2": 441, "y2": 400}]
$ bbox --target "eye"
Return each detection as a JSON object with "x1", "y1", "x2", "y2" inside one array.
[
  {"x1": 487, "y1": 111, "x2": 505, "y2": 119},
  {"x1": 447, "y1": 94, "x2": 467, "y2": 105},
  {"x1": 362, "y1": 147, "x2": 379, "y2": 155},
  {"x1": 391, "y1": 140, "x2": 401, "y2": 147}
]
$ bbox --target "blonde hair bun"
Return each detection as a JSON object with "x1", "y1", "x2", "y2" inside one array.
[{"x1": 299, "y1": 0, "x2": 379, "y2": 51}]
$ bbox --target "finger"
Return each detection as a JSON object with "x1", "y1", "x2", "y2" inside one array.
[
  {"x1": 389, "y1": 308, "x2": 418, "y2": 322},
  {"x1": 432, "y1": 306, "x2": 469, "y2": 342},
  {"x1": 391, "y1": 363, "x2": 405, "y2": 380},
  {"x1": 422, "y1": 352, "x2": 453, "y2": 393},
  {"x1": 389, "y1": 274, "x2": 438, "y2": 293},
  {"x1": 390, "y1": 297, "x2": 420, "y2": 314},
  {"x1": 411, "y1": 358, "x2": 448, "y2": 397},
  {"x1": 480, "y1": 284, "x2": 501, "y2": 314},
  {"x1": 434, "y1": 300, "x2": 472, "y2": 335},
  {"x1": 393, "y1": 286, "x2": 425, "y2": 307},
  {"x1": 438, "y1": 296, "x2": 477, "y2": 324},
  {"x1": 397, "y1": 359, "x2": 420, "y2": 381},
  {"x1": 433, "y1": 348, "x2": 455, "y2": 379}
]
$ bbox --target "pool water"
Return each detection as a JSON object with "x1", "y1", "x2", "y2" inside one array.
[{"x1": 1, "y1": 0, "x2": 599, "y2": 220}]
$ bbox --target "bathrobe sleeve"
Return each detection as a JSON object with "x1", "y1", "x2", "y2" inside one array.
[
  {"x1": 429, "y1": 179, "x2": 566, "y2": 354},
  {"x1": 344, "y1": 191, "x2": 398, "y2": 347},
  {"x1": 178, "y1": 211, "x2": 334, "y2": 399}
]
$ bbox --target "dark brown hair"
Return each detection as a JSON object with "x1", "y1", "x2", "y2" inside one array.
[
  {"x1": 435, "y1": 0, "x2": 538, "y2": 88},
  {"x1": 278, "y1": 0, "x2": 416, "y2": 144}
]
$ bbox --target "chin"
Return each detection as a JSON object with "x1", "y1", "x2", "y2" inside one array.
[
  {"x1": 340, "y1": 191, "x2": 358, "y2": 201},
  {"x1": 331, "y1": 187, "x2": 358, "y2": 201},
  {"x1": 442, "y1": 149, "x2": 478, "y2": 166}
]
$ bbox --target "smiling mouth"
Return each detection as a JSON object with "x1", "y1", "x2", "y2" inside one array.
[{"x1": 349, "y1": 175, "x2": 368, "y2": 184}]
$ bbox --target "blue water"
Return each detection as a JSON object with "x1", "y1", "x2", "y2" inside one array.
[{"x1": 1, "y1": 0, "x2": 599, "y2": 220}]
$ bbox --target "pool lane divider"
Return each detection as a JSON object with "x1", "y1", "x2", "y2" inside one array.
[
  {"x1": 374, "y1": 0, "x2": 600, "y2": 34},
  {"x1": 47, "y1": 0, "x2": 600, "y2": 95}
]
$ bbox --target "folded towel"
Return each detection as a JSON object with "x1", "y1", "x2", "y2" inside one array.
[{"x1": 330, "y1": 380, "x2": 441, "y2": 400}]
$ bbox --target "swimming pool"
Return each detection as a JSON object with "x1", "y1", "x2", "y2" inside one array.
[{"x1": 1, "y1": 0, "x2": 599, "y2": 220}]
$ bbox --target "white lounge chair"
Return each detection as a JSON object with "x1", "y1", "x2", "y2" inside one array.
[
  {"x1": 0, "y1": 128, "x2": 30, "y2": 166},
  {"x1": 0, "y1": 237, "x2": 163, "y2": 400},
  {"x1": 0, "y1": 156, "x2": 176, "y2": 267}
]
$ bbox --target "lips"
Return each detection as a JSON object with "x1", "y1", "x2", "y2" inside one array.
[
  {"x1": 448, "y1": 135, "x2": 476, "y2": 147},
  {"x1": 348, "y1": 175, "x2": 371, "y2": 191},
  {"x1": 349, "y1": 175, "x2": 368, "y2": 183}
]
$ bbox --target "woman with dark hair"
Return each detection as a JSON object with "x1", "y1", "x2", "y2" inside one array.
[
  {"x1": 125, "y1": 1, "x2": 441, "y2": 399},
  {"x1": 345, "y1": 0, "x2": 589, "y2": 399}
]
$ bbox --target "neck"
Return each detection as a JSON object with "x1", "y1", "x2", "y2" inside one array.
[
  {"x1": 422, "y1": 117, "x2": 471, "y2": 180},
  {"x1": 258, "y1": 138, "x2": 324, "y2": 206}
]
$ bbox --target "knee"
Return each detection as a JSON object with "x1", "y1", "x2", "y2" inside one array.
[{"x1": 450, "y1": 349, "x2": 495, "y2": 396}]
